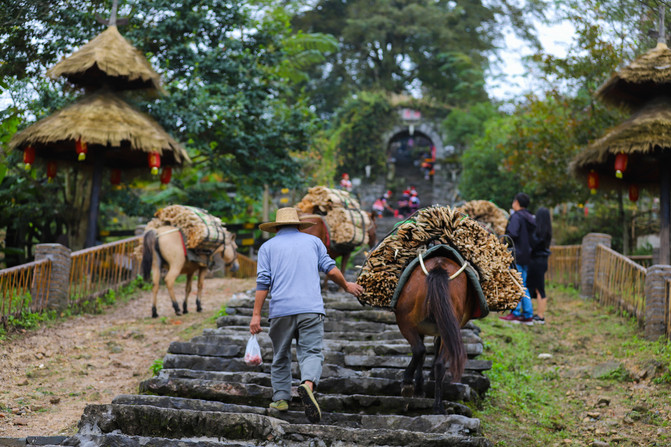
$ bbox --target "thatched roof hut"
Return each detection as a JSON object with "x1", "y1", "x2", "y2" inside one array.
[
  {"x1": 47, "y1": 25, "x2": 164, "y2": 93},
  {"x1": 9, "y1": 90, "x2": 189, "y2": 168},
  {"x1": 596, "y1": 42, "x2": 671, "y2": 111},
  {"x1": 571, "y1": 96, "x2": 671, "y2": 190}
]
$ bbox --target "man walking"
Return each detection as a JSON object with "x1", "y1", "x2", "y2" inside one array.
[
  {"x1": 499, "y1": 193, "x2": 536, "y2": 325},
  {"x1": 249, "y1": 207, "x2": 363, "y2": 423}
]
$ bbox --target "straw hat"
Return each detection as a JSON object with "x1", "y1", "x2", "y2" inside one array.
[{"x1": 259, "y1": 207, "x2": 315, "y2": 232}]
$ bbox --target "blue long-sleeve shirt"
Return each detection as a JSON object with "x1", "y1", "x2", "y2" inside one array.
[{"x1": 256, "y1": 227, "x2": 336, "y2": 319}]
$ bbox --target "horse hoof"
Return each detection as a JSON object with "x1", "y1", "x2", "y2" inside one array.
[
  {"x1": 401, "y1": 384, "x2": 414, "y2": 398},
  {"x1": 182, "y1": 309, "x2": 189, "y2": 314},
  {"x1": 151, "y1": 307, "x2": 158, "y2": 318}
]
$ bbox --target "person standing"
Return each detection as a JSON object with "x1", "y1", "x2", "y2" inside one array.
[
  {"x1": 527, "y1": 207, "x2": 552, "y2": 324},
  {"x1": 339, "y1": 173, "x2": 353, "y2": 191},
  {"x1": 499, "y1": 192, "x2": 536, "y2": 325},
  {"x1": 249, "y1": 207, "x2": 363, "y2": 423}
]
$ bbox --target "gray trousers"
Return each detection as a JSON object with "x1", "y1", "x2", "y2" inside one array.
[{"x1": 268, "y1": 313, "x2": 324, "y2": 402}]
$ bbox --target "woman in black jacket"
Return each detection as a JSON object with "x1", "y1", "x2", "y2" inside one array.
[{"x1": 527, "y1": 207, "x2": 552, "y2": 324}]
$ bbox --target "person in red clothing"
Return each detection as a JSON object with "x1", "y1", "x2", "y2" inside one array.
[{"x1": 339, "y1": 173, "x2": 353, "y2": 192}]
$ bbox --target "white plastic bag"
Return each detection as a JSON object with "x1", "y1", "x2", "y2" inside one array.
[{"x1": 244, "y1": 334, "x2": 263, "y2": 366}]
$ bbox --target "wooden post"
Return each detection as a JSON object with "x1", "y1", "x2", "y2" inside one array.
[
  {"x1": 85, "y1": 156, "x2": 104, "y2": 248},
  {"x1": 660, "y1": 157, "x2": 670, "y2": 265}
]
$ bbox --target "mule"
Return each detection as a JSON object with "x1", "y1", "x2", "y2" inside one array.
[
  {"x1": 394, "y1": 255, "x2": 478, "y2": 414},
  {"x1": 299, "y1": 211, "x2": 377, "y2": 289},
  {"x1": 140, "y1": 226, "x2": 240, "y2": 318}
]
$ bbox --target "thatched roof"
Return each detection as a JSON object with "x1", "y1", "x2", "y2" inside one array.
[
  {"x1": 571, "y1": 96, "x2": 671, "y2": 189},
  {"x1": 47, "y1": 26, "x2": 164, "y2": 93},
  {"x1": 9, "y1": 91, "x2": 189, "y2": 169},
  {"x1": 597, "y1": 42, "x2": 671, "y2": 110}
]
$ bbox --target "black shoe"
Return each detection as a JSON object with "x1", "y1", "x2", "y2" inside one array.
[
  {"x1": 533, "y1": 314, "x2": 545, "y2": 324},
  {"x1": 298, "y1": 383, "x2": 321, "y2": 423}
]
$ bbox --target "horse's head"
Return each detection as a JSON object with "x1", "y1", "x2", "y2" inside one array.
[{"x1": 217, "y1": 229, "x2": 239, "y2": 273}]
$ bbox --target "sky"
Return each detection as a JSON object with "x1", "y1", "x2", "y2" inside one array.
[{"x1": 486, "y1": 20, "x2": 576, "y2": 102}]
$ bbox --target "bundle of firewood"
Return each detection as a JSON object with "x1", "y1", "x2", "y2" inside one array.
[
  {"x1": 324, "y1": 207, "x2": 370, "y2": 246},
  {"x1": 456, "y1": 200, "x2": 509, "y2": 236},
  {"x1": 295, "y1": 186, "x2": 361, "y2": 214},
  {"x1": 151, "y1": 205, "x2": 226, "y2": 251},
  {"x1": 356, "y1": 205, "x2": 524, "y2": 310}
]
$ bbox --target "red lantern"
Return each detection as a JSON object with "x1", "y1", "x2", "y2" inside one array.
[
  {"x1": 148, "y1": 152, "x2": 161, "y2": 175},
  {"x1": 110, "y1": 169, "x2": 122, "y2": 186},
  {"x1": 614, "y1": 153, "x2": 628, "y2": 179},
  {"x1": 23, "y1": 146, "x2": 36, "y2": 170},
  {"x1": 629, "y1": 184, "x2": 639, "y2": 202},
  {"x1": 160, "y1": 166, "x2": 172, "y2": 185},
  {"x1": 587, "y1": 170, "x2": 599, "y2": 194},
  {"x1": 75, "y1": 138, "x2": 88, "y2": 161},
  {"x1": 46, "y1": 161, "x2": 57, "y2": 182}
]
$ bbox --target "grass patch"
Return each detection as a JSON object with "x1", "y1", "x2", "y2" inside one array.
[{"x1": 473, "y1": 284, "x2": 671, "y2": 446}]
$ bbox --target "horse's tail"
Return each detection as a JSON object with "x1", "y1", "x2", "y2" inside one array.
[
  {"x1": 141, "y1": 230, "x2": 158, "y2": 281},
  {"x1": 426, "y1": 264, "x2": 465, "y2": 382}
]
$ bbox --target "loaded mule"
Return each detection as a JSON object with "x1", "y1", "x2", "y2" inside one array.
[
  {"x1": 141, "y1": 226, "x2": 239, "y2": 317},
  {"x1": 393, "y1": 245, "x2": 486, "y2": 414},
  {"x1": 299, "y1": 210, "x2": 376, "y2": 290}
]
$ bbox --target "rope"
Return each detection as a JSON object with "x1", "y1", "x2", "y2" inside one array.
[{"x1": 416, "y1": 247, "x2": 470, "y2": 280}]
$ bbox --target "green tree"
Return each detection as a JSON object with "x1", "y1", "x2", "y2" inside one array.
[
  {"x1": 458, "y1": 114, "x2": 522, "y2": 209},
  {"x1": 328, "y1": 91, "x2": 396, "y2": 179},
  {"x1": 292, "y1": 0, "x2": 500, "y2": 113}
]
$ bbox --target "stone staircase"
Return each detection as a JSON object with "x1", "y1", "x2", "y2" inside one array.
[{"x1": 28, "y1": 286, "x2": 493, "y2": 446}]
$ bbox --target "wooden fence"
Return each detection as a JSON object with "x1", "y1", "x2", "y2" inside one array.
[
  {"x1": 0, "y1": 259, "x2": 52, "y2": 325},
  {"x1": 547, "y1": 245, "x2": 581, "y2": 288},
  {"x1": 68, "y1": 237, "x2": 142, "y2": 307},
  {"x1": 593, "y1": 245, "x2": 647, "y2": 325},
  {"x1": 667, "y1": 279, "x2": 671, "y2": 338},
  {"x1": 1, "y1": 236, "x2": 257, "y2": 327}
]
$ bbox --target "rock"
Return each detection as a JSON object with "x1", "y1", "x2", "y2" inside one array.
[
  {"x1": 537, "y1": 353, "x2": 552, "y2": 360},
  {"x1": 596, "y1": 397, "x2": 610, "y2": 407},
  {"x1": 591, "y1": 441, "x2": 609, "y2": 447},
  {"x1": 591, "y1": 361, "x2": 624, "y2": 379}
]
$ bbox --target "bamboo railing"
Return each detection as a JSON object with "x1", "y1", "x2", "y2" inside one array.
[
  {"x1": 0, "y1": 259, "x2": 52, "y2": 326},
  {"x1": 68, "y1": 237, "x2": 142, "y2": 307},
  {"x1": 546, "y1": 245, "x2": 581, "y2": 288},
  {"x1": 593, "y1": 244, "x2": 647, "y2": 325}
]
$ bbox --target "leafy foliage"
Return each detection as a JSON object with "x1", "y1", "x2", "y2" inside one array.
[{"x1": 328, "y1": 91, "x2": 396, "y2": 178}]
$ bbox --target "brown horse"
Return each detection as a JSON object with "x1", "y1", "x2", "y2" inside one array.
[
  {"x1": 394, "y1": 255, "x2": 478, "y2": 414},
  {"x1": 299, "y1": 211, "x2": 377, "y2": 289},
  {"x1": 140, "y1": 226, "x2": 240, "y2": 318}
]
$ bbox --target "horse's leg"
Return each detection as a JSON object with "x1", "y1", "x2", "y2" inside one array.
[
  {"x1": 430, "y1": 336, "x2": 442, "y2": 381},
  {"x1": 151, "y1": 251, "x2": 161, "y2": 318},
  {"x1": 182, "y1": 271, "x2": 194, "y2": 314},
  {"x1": 195, "y1": 267, "x2": 205, "y2": 312},
  {"x1": 432, "y1": 336, "x2": 447, "y2": 414},
  {"x1": 340, "y1": 251, "x2": 351, "y2": 275},
  {"x1": 164, "y1": 265, "x2": 182, "y2": 316}
]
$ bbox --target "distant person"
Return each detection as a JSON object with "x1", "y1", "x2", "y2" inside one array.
[
  {"x1": 250, "y1": 208, "x2": 363, "y2": 423},
  {"x1": 409, "y1": 190, "x2": 420, "y2": 214},
  {"x1": 528, "y1": 207, "x2": 552, "y2": 324},
  {"x1": 397, "y1": 189, "x2": 411, "y2": 217},
  {"x1": 372, "y1": 191, "x2": 395, "y2": 218},
  {"x1": 499, "y1": 192, "x2": 536, "y2": 325},
  {"x1": 339, "y1": 173, "x2": 353, "y2": 192}
]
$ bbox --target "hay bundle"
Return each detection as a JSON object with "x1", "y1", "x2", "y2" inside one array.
[
  {"x1": 152, "y1": 205, "x2": 226, "y2": 252},
  {"x1": 356, "y1": 205, "x2": 524, "y2": 310},
  {"x1": 324, "y1": 207, "x2": 371, "y2": 246},
  {"x1": 456, "y1": 200, "x2": 509, "y2": 236},
  {"x1": 295, "y1": 186, "x2": 361, "y2": 214}
]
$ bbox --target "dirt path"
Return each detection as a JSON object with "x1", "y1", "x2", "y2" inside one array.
[{"x1": 0, "y1": 277, "x2": 256, "y2": 438}]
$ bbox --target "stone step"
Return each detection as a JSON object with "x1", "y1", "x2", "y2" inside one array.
[
  {"x1": 161, "y1": 352, "x2": 490, "y2": 376},
  {"x1": 77, "y1": 403, "x2": 491, "y2": 446},
  {"x1": 204, "y1": 326, "x2": 408, "y2": 341},
  {"x1": 217, "y1": 315, "x2": 394, "y2": 333},
  {"x1": 227, "y1": 305, "x2": 398, "y2": 324},
  {"x1": 111, "y1": 394, "x2": 479, "y2": 432},
  {"x1": 142, "y1": 369, "x2": 478, "y2": 403},
  {"x1": 168, "y1": 337, "x2": 483, "y2": 359}
]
